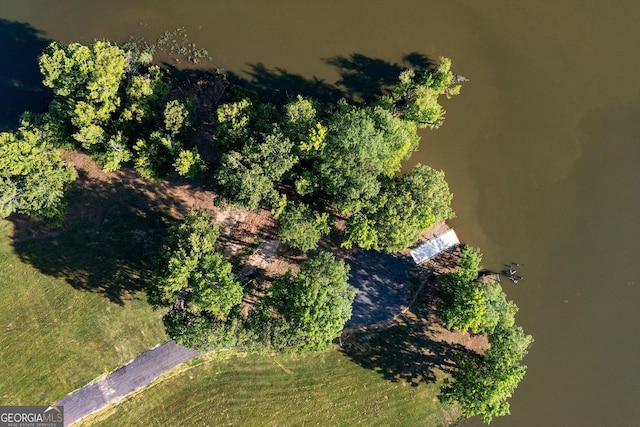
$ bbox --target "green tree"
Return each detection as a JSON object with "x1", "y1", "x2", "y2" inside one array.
[
  {"x1": 133, "y1": 131, "x2": 181, "y2": 179},
  {"x1": 278, "y1": 203, "x2": 330, "y2": 252},
  {"x1": 163, "y1": 307, "x2": 243, "y2": 352},
  {"x1": 343, "y1": 164, "x2": 454, "y2": 251},
  {"x1": 120, "y1": 66, "x2": 169, "y2": 123},
  {"x1": 164, "y1": 99, "x2": 191, "y2": 136},
  {"x1": 281, "y1": 95, "x2": 318, "y2": 140},
  {"x1": 485, "y1": 324, "x2": 533, "y2": 368},
  {"x1": 440, "y1": 325, "x2": 532, "y2": 424},
  {"x1": 437, "y1": 245, "x2": 532, "y2": 423},
  {"x1": 440, "y1": 351, "x2": 527, "y2": 424},
  {"x1": 152, "y1": 209, "x2": 243, "y2": 319},
  {"x1": 39, "y1": 40, "x2": 127, "y2": 121},
  {"x1": 385, "y1": 57, "x2": 462, "y2": 129},
  {"x1": 173, "y1": 148, "x2": 206, "y2": 178},
  {"x1": 39, "y1": 41, "x2": 128, "y2": 156},
  {"x1": 317, "y1": 101, "x2": 419, "y2": 213},
  {"x1": 481, "y1": 282, "x2": 519, "y2": 334},
  {"x1": 215, "y1": 127, "x2": 297, "y2": 210},
  {"x1": 257, "y1": 252, "x2": 356, "y2": 352},
  {"x1": 216, "y1": 93, "x2": 280, "y2": 150},
  {"x1": 38, "y1": 41, "x2": 185, "y2": 175},
  {"x1": 439, "y1": 246, "x2": 486, "y2": 334},
  {"x1": 0, "y1": 121, "x2": 77, "y2": 219},
  {"x1": 215, "y1": 97, "x2": 256, "y2": 150},
  {"x1": 439, "y1": 246, "x2": 522, "y2": 335},
  {"x1": 280, "y1": 95, "x2": 328, "y2": 155}
]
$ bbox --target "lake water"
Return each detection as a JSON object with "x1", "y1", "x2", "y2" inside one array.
[{"x1": 2, "y1": 1, "x2": 639, "y2": 425}]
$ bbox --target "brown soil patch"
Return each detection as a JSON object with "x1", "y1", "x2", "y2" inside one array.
[
  {"x1": 408, "y1": 246, "x2": 490, "y2": 355},
  {"x1": 9, "y1": 150, "x2": 279, "y2": 304}
]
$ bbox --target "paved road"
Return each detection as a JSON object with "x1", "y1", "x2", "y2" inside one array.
[{"x1": 54, "y1": 341, "x2": 199, "y2": 426}]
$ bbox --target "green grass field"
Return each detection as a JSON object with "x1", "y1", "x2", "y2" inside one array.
[
  {"x1": 86, "y1": 347, "x2": 456, "y2": 427},
  {"x1": 0, "y1": 167, "x2": 458, "y2": 425},
  {"x1": 0, "y1": 219, "x2": 167, "y2": 405}
]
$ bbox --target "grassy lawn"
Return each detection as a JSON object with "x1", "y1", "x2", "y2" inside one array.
[
  {"x1": 86, "y1": 347, "x2": 456, "y2": 427},
  {"x1": 0, "y1": 159, "x2": 463, "y2": 424},
  {"x1": 0, "y1": 219, "x2": 167, "y2": 405}
]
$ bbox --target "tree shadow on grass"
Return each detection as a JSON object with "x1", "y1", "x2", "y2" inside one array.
[
  {"x1": 340, "y1": 250, "x2": 477, "y2": 386},
  {"x1": 227, "y1": 52, "x2": 434, "y2": 107},
  {"x1": 341, "y1": 304, "x2": 474, "y2": 386},
  {"x1": 9, "y1": 163, "x2": 193, "y2": 305},
  {"x1": 0, "y1": 19, "x2": 52, "y2": 132}
]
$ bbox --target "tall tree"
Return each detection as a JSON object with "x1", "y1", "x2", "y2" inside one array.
[
  {"x1": 215, "y1": 126, "x2": 297, "y2": 210},
  {"x1": 38, "y1": 40, "x2": 199, "y2": 177},
  {"x1": 440, "y1": 351, "x2": 527, "y2": 424},
  {"x1": 151, "y1": 209, "x2": 243, "y2": 320},
  {"x1": 439, "y1": 246, "x2": 521, "y2": 335},
  {"x1": 256, "y1": 252, "x2": 356, "y2": 352},
  {"x1": 439, "y1": 246, "x2": 486, "y2": 334},
  {"x1": 316, "y1": 101, "x2": 419, "y2": 213},
  {"x1": 278, "y1": 203, "x2": 330, "y2": 252},
  {"x1": 39, "y1": 41, "x2": 128, "y2": 158},
  {"x1": 0, "y1": 120, "x2": 77, "y2": 219},
  {"x1": 440, "y1": 325, "x2": 532, "y2": 424},
  {"x1": 343, "y1": 164, "x2": 454, "y2": 251},
  {"x1": 385, "y1": 57, "x2": 462, "y2": 128}
]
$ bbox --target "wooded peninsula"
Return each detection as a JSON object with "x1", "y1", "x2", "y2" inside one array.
[{"x1": 0, "y1": 37, "x2": 532, "y2": 424}]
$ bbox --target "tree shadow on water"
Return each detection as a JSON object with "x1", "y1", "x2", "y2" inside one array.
[
  {"x1": 9, "y1": 164, "x2": 191, "y2": 304},
  {"x1": 0, "y1": 19, "x2": 52, "y2": 131},
  {"x1": 227, "y1": 51, "x2": 434, "y2": 107},
  {"x1": 325, "y1": 52, "x2": 433, "y2": 104},
  {"x1": 228, "y1": 62, "x2": 344, "y2": 106}
]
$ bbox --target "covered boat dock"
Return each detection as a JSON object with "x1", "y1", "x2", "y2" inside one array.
[{"x1": 410, "y1": 228, "x2": 460, "y2": 264}]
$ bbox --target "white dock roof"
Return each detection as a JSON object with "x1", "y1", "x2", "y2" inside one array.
[{"x1": 410, "y1": 228, "x2": 459, "y2": 264}]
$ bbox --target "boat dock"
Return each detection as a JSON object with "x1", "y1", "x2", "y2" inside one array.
[{"x1": 410, "y1": 228, "x2": 460, "y2": 264}]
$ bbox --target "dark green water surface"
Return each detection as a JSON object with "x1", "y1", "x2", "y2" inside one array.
[{"x1": 2, "y1": 1, "x2": 639, "y2": 425}]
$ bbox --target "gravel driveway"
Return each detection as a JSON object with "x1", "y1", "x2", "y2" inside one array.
[{"x1": 345, "y1": 250, "x2": 415, "y2": 326}]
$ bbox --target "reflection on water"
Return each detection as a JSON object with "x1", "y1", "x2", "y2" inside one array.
[{"x1": 1, "y1": 1, "x2": 640, "y2": 425}]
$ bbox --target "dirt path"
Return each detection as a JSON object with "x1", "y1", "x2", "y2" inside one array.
[{"x1": 54, "y1": 341, "x2": 198, "y2": 426}]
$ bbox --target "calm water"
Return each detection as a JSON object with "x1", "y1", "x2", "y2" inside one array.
[{"x1": 2, "y1": 1, "x2": 639, "y2": 425}]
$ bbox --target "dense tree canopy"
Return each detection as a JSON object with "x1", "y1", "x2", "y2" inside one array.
[
  {"x1": 8, "y1": 39, "x2": 534, "y2": 422},
  {"x1": 277, "y1": 203, "x2": 330, "y2": 252},
  {"x1": 39, "y1": 41, "x2": 128, "y2": 159},
  {"x1": 439, "y1": 246, "x2": 486, "y2": 334},
  {"x1": 439, "y1": 246, "x2": 520, "y2": 335},
  {"x1": 0, "y1": 119, "x2": 77, "y2": 219},
  {"x1": 152, "y1": 209, "x2": 243, "y2": 319},
  {"x1": 316, "y1": 101, "x2": 419, "y2": 213},
  {"x1": 437, "y1": 246, "x2": 532, "y2": 423},
  {"x1": 384, "y1": 57, "x2": 462, "y2": 128},
  {"x1": 256, "y1": 252, "x2": 356, "y2": 352},
  {"x1": 37, "y1": 40, "x2": 201, "y2": 179},
  {"x1": 440, "y1": 324, "x2": 532, "y2": 424},
  {"x1": 39, "y1": 41, "x2": 127, "y2": 119},
  {"x1": 343, "y1": 164, "x2": 454, "y2": 251},
  {"x1": 208, "y1": 60, "x2": 462, "y2": 252},
  {"x1": 215, "y1": 122, "x2": 298, "y2": 210}
]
